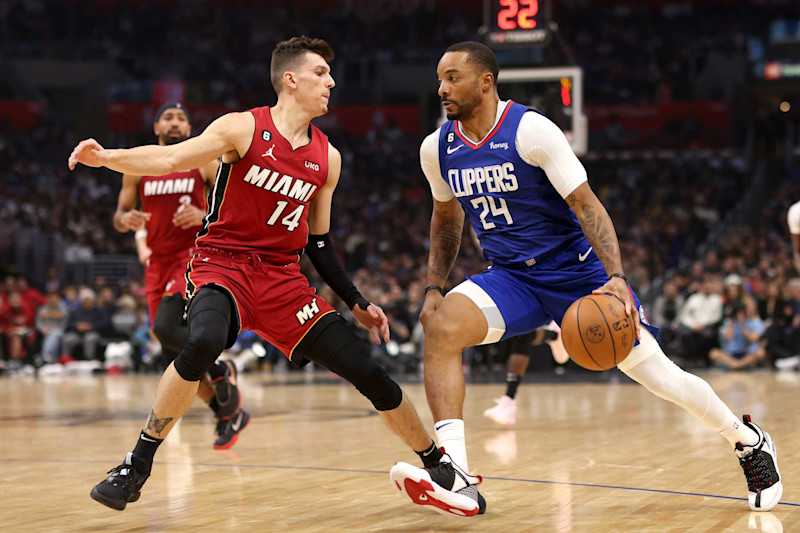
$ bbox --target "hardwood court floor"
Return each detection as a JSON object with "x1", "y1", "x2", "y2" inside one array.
[{"x1": 1, "y1": 369, "x2": 798, "y2": 532}]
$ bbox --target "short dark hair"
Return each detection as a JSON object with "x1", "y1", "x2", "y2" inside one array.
[
  {"x1": 444, "y1": 41, "x2": 500, "y2": 85},
  {"x1": 270, "y1": 36, "x2": 335, "y2": 94}
]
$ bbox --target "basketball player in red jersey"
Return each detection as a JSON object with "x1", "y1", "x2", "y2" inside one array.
[
  {"x1": 71, "y1": 36, "x2": 481, "y2": 516},
  {"x1": 114, "y1": 102, "x2": 249, "y2": 450}
]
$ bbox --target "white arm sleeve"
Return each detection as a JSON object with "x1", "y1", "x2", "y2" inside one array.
[
  {"x1": 516, "y1": 111, "x2": 588, "y2": 199},
  {"x1": 420, "y1": 130, "x2": 455, "y2": 202},
  {"x1": 788, "y1": 201, "x2": 800, "y2": 234}
]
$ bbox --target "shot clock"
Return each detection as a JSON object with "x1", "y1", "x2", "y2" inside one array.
[{"x1": 483, "y1": 0, "x2": 552, "y2": 47}]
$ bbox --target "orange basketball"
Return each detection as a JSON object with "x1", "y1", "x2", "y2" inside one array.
[{"x1": 560, "y1": 293, "x2": 635, "y2": 371}]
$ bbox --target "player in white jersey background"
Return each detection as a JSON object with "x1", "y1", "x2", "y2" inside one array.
[{"x1": 390, "y1": 41, "x2": 782, "y2": 517}]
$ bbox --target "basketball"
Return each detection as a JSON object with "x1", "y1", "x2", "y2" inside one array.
[{"x1": 560, "y1": 294, "x2": 635, "y2": 371}]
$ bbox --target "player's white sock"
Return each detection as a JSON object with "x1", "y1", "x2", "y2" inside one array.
[
  {"x1": 435, "y1": 419, "x2": 469, "y2": 472},
  {"x1": 619, "y1": 330, "x2": 759, "y2": 447}
]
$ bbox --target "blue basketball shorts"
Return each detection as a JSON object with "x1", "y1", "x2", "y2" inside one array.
[{"x1": 449, "y1": 240, "x2": 659, "y2": 345}]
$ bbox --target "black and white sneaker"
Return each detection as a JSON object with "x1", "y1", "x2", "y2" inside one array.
[
  {"x1": 389, "y1": 453, "x2": 485, "y2": 517},
  {"x1": 214, "y1": 409, "x2": 251, "y2": 450},
  {"x1": 735, "y1": 414, "x2": 782, "y2": 511},
  {"x1": 90, "y1": 453, "x2": 149, "y2": 511},
  {"x1": 211, "y1": 359, "x2": 241, "y2": 419}
]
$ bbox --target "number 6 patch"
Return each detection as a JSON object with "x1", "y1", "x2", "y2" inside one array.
[{"x1": 262, "y1": 130, "x2": 272, "y2": 142}]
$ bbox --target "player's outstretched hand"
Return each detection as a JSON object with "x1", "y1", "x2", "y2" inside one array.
[
  {"x1": 352, "y1": 302, "x2": 390, "y2": 344},
  {"x1": 173, "y1": 204, "x2": 206, "y2": 229},
  {"x1": 68, "y1": 138, "x2": 106, "y2": 170},
  {"x1": 593, "y1": 277, "x2": 641, "y2": 340}
]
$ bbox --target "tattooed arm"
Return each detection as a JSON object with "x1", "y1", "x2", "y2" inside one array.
[
  {"x1": 567, "y1": 182, "x2": 640, "y2": 338},
  {"x1": 419, "y1": 198, "x2": 465, "y2": 329}
]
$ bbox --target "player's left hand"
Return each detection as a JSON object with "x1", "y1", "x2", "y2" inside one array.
[
  {"x1": 593, "y1": 276, "x2": 641, "y2": 340},
  {"x1": 172, "y1": 204, "x2": 206, "y2": 229},
  {"x1": 352, "y1": 301, "x2": 391, "y2": 344},
  {"x1": 68, "y1": 138, "x2": 106, "y2": 170}
]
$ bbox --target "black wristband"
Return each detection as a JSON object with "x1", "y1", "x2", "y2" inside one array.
[
  {"x1": 304, "y1": 233, "x2": 363, "y2": 309},
  {"x1": 353, "y1": 296, "x2": 370, "y2": 311},
  {"x1": 610, "y1": 273, "x2": 628, "y2": 282},
  {"x1": 424, "y1": 285, "x2": 445, "y2": 296}
]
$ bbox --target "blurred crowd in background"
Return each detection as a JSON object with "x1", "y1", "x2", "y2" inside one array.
[{"x1": 2, "y1": 0, "x2": 800, "y2": 376}]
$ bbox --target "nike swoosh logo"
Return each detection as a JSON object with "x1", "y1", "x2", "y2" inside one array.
[
  {"x1": 446, "y1": 145, "x2": 463, "y2": 154},
  {"x1": 422, "y1": 448, "x2": 436, "y2": 456},
  {"x1": 140, "y1": 434, "x2": 158, "y2": 443},
  {"x1": 435, "y1": 422, "x2": 453, "y2": 431},
  {"x1": 578, "y1": 247, "x2": 593, "y2": 262},
  {"x1": 231, "y1": 412, "x2": 243, "y2": 432}
]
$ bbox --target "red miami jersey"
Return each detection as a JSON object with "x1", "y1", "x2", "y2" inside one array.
[
  {"x1": 195, "y1": 106, "x2": 329, "y2": 258},
  {"x1": 139, "y1": 169, "x2": 207, "y2": 256}
]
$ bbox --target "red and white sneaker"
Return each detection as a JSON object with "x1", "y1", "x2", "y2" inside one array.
[
  {"x1": 483, "y1": 395, "x2": 517, "y2": 425},
  {"x1": 389, "y1": 454, "x2": 485, "y2": 517},
  {"x1": 735, "y1": 415, "x2": 782, "y2": 511}
]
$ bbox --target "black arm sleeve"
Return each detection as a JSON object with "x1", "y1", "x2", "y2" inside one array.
[{"x1": 305, "y1": 233, "x2": 368, "y2": 310}]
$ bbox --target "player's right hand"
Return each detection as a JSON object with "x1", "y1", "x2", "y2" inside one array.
[
  {"x1": 68, "y1": 138, "x2": 106, "y2": 170},
  {"x1": 121, "y1": 210, "x2": 152, "y2": 231},
  {"x1": 419, "y1": 292, "x2": 444, "y2": 330}
]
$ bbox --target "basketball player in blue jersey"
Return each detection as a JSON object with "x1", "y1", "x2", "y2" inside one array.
[{"x1": 390, "y1": 42, "x2": 782, "y2": 516}]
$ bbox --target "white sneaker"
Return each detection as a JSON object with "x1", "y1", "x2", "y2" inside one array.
[
  {"x1": 483, "y1": 396, "x2": 517, "y2": 425},
  {"x1": 389, "y1": 454, "x2": 485, "y2": 517},
  {"x1": 735, "y1": 415, "x2": 782, "y2": 511}
]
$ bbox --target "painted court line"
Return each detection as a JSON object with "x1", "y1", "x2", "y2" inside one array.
[{"x1": 2, "y1": 457, "x2": 797, "y2": 508}]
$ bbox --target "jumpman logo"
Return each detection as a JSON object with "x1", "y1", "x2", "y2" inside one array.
[{"x1": 262, "y1": 144, "x2": 277, "y2": 161}]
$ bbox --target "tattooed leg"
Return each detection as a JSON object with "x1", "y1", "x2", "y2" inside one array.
[
  {"x1": 142, "y1": 362, "x2": 201, "y2": 439},
  {"x1": 145, "y1": 410, "x2": 174, "y2": 437}
]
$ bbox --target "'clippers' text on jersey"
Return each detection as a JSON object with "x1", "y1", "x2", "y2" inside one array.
[{"x1": 438, "y1": 101, "x2": 584, "y2": 264}]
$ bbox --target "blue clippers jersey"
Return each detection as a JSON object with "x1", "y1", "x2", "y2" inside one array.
[{"x1": 438, "y1": 101, "x2": 585, "y2": 264}]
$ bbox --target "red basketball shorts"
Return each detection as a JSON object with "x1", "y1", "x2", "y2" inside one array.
[
  {"x1": 185, "y1": 247, "x2": 336, "y2": 358},
  {"x1": 145, "y1": 249, "x2": 192, "y2": 321}
]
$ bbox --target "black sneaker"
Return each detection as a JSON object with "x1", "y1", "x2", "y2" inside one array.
[
  {"x1": 214, "y1": 409, "x2": 251, "y2": 450},
  {"x1": 735, "y1": 414, "x2": 782, "y2": 511},
  {"x1": 389, "y1": 454, "x2": 485, "y2": 517},
  {"x1": 211, "y1": 359, "x2": 241, "y2": 419},
  {"x1": 90, "y1": 453, "x2": 149, "y2": 511}
]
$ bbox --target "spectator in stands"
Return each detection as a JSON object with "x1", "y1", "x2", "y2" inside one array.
[
  {"x1": 678, "y1": 275, "x2": 724, "y2": 365},
  {"x1": 18, "y1": 277, "x2": 46, "y2": 310},
  {"x1": 111, "y1": 294, "x2": 140, "y2": 338},
  {"x1": 62, "y1": 285, "x2": 80, "y2": 312},
  {"x1": 1, "y1": 290, "x2": 37, "y2": 369},
  {"x1": 652, "y1": 279, "x2": 685, "y2": 355},
  {"x1": 722, "y1": 274, "x2": 747, "y2": 319},
  {"x1": 62, "y1": 288, "x2": 108, "y2": 360},
  {"x1": 758, "y1": 280, "x2": 796, "y2": 364},
  {"x1": 710, "y1": 299, "x2": 765, "y2": 370},
  {"x1": 36, "y1": 290, "x2": 68, "y2": 364}
]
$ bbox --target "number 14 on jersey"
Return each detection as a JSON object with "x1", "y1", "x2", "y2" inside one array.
[{"x1": 266, "y1": 201, "x2": 304, "y2": 231}]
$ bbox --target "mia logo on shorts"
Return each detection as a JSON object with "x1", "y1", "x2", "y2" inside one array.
[{"x1": 296, "y1": 298, "x2": 320, "y2": 325}]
